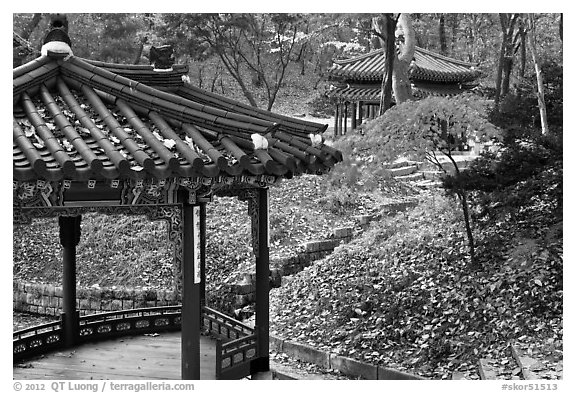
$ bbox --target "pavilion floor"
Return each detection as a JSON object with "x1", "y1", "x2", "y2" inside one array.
[{"x1": 13, "y1": 332, "x2": 217, "y2": 380}]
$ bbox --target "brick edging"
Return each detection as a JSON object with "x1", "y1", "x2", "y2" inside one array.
[{"x1": 270, "y1": 334, "x2": 425, "y2": 380}]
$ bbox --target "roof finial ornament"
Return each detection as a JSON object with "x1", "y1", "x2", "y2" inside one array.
[
  {"x1": 150, "y1": 45, "x2": 175, "y2": 72},
  {"x1": 41, "y1": 13, "x2": 73, "y2": 58}
]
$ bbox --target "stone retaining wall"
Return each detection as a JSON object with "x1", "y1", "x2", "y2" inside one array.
[
  {"x1": 13, "y1": 281, "x2": 180, "y2": 316},
  {"x1": 231, "y1": 226, "x2": 354, "y2": 308}
]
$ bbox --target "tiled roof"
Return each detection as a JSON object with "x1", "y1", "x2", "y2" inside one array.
[
  {"x1": 14, "y1": 53, "x2": 341, "y2": 184},
  {"x1": 327, "y1": 81, "x2": 479, "y2": 102},
  {"x1": 329, "y1": 47, "x2": 481, "y2": 83},
  {"x1": 327, "y1": 84, "x2": 381, "y2": 102}
]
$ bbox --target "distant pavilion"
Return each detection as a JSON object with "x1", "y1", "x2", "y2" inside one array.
[{"x1": 327, "y1": 46, "x2": 482, "y2": 135}]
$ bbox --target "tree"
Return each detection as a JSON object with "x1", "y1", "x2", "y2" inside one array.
[
  {"x1": 526, "y1": 14, "x2": 549, "y2": 135},
  {"x1": 495, "y1": 14, "x2": 520, "y2": 109},
  {"x1": 362, "y1": 95, "x2": 500, "y2": 266},
  {"x1": 371, "y1": 14, "x2": 397, "y2": 114},
  {"x1": 371, "y1": 13, "x2": 415, "y2": 114},
  {"x1": 160, "y1": 13, "x2": 306, "y2": 111}
]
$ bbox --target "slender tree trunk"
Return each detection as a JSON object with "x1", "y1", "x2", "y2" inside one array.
[
  {"x1": 494, "y1": 37, "x2": 506, "y2": 109},
  {"x1": 495, "y1": 14, "x2": 518, "y2": 110},
  {"x1": 501, "y1": 56, "x2": 513, "y2": 97},
  {"x1": 527, "y1": 14, "x2": 549, "y2": 135},
  {"x1": 439, "y1": 14, "x2": 447, "y2": 55},
  {"x1": 392, "y1": 13, "x2": 415, "y2": 104},
  {"x1": 559, "y1": 13, "x2": 563, "y2": 42},
  {"x1": 459, "y1": 190, "x2": 476, "y2": 266},
  {"x1": 373, "y1": 14, "x2": 396, "y2": 115},
  {"x1": 133, "y1": 37, "x2": 147, "y2": 65},
  {"x1": 519, "y1": 29, "x2": 527, "y2": 79},
  {"x1": 443, "y1": 150, "x2": 476, "y2": 265}
]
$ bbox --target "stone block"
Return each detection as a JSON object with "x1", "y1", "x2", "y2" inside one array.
[
  {"x1": 123, "y1": 299, "x2": 134, "y2": 309},
  {"x1": 114, "y1": 288, "x2": 132, "y2": 300},
  {"x1": 282, "y1": 340, "x2": 330, "y2": 369},
  {"x1": 303, "y1": 241, "x2": 320, "y2": 253},
  {"x1": 90, "y1": 299, "x2": 101, "y2": 311},
  {"x1": 377, "y1": 366, "x2": 424, "y2": 380},
  {"x1": 134, "y1": 299, "x2": 148, "y2": 308},
  {"x1": 352, "y1": 215, "x2": 373, "y2": 225},
  {"x1": 101, "y1": 300, "x2": 112, "y2": 311},
  {"x1": 233, "y1": 282, "x2": 256, "y2": 295},
  {"x1": 164, "y1": 290, "x2": 178, "y2": 302},
  {"x1": 333, "y1": 226, "x2": 354, "y2": 239},
  {"x1": 50, "y1": 296, "x2": 59, "y2": 308},
  {"x1": 43, "y1": 284, "x2": 55, "y2": 296},
  {"x1": 329, "y1": 354, "x2": 377, "y2": 380},
  {"x1": 234, "y1": 293, "x2": 255, "y2": 307},
  {"x1": 41, "y1": 296, "x2": 51, "y2": 307},
  {"x1": 76, "y1": 288, "x2": 89, "y2": 299},
  {"x1": 270, "y1": 334, "x2": 284, "y2": 353},
  {"x1": 110, "y1": 299, "x2": 122, "y2": 311},
  {"x1": 54, "y1": 286, "x2": 63, "y2": 297}
]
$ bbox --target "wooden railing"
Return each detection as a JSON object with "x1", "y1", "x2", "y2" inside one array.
[
  {"x1": 216, "y1": 333, "x2": 258, "y2": 380},
  {"x1": 13, "y1": 321, "x2": 62, "y2": 361},
  {"x1": 14, "y1": 305, "x2": 261, "y2": 379},
  {"x1": 77, "y1": 305, "x2": 182, "y2": 342},
  {"x1": 202, "y1": 306, "x2": 254, "y2": 340}
]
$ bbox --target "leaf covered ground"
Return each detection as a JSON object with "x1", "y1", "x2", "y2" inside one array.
[
  {"x1": 270, "y1": 165, "x2": 562, "y2": 379},
  {"x1": 12, "y1": 129, "x2": 562, "y2": 381}
]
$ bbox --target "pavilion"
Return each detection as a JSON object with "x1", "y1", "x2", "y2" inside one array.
[
  {"x1": 13, "y1": 15, "x2": 342, "y2": 380},
  {"x1": 327, "y1": 46, "x2": 482, "y2": 135}
]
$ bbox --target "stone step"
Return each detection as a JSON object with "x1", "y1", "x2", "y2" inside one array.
[
  {"x1": 383, "y1": 160, "x2": 423, "y2": 170},
  {"x1": 387, "y1": 165, "x2": 418, "y2": 177},
  {"x1": 478, "y1": 358, "x2": 499, "y2": 380},
  {"x1": 451, "y1": 371, "x2": 469, "y2": 380},
  {"x1": 413, "y1": 179, "x2": 442, "y2": 188},
  {"x1": 421, "y1": 170, "x2": 444, "y2": 180},
  {"x1": 394, "y1": 172, "x2": 425, "y2": 182},
  {"x1": 510, "y1": 345, "x2": 547, "y2": 380}
]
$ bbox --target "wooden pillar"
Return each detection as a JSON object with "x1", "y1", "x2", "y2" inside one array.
[
  {"x1": 181, "y1": 194, "x2": 202, "y2": 380},
  {"x1": 59, "y1": 215, "x2": 81, "y2": 348},
  {"x1": 199, "y1": 203, "x2": 207, "y2": 314},
  {"x1": 343, "y1": 103, "x2": 348, "y2": 134},
  {"x1": 351, "y1": 101, "x2": 357, "y2": 130},
  {"x1": 252, "y1": 188, "x2": 270, "y2": 375},
  {"x1": 337, "y1": 103, "x2": 344, "y2": 136},
  {"x1": 358, "y1": 101, "x2": 363, "y2": 126},
  {"x1": 333, "y1": 103, "x2": 339, "y2": 137}
]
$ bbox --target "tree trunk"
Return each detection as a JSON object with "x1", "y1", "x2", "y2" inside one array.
[
  {"x1": 459, "y1": 189, "x2": 476, "y2": 266},
  {"x1": 501, "y1": 56, "x2": 513, "y2": 97},
  {"x1": 527, "y1": 14, "x2": 549, "y2": 135},
  {"x1": 20, "y1": 13, "x2": 42, "y2": 40},
  {"x1": 133, "y1": 37, "x2": 147, "y2": 65},
  {"x1": 392, "y1": 13, "x2": 415, "y2": 104},
  {"x1": 519, "y1": 28, "x2": 527, "y2": 80},
  {"x1": 439, "y1": 14, "x2": 447, "y2": 55},
  {"x1": 495, "y1": 14, "x2": 518, "y2": 110},
  {"x1": 494, "y1": 37, "x2": 506, "y2": 109},
  {"x1": 373, "y1": 14, "x2": 396, "y2": 115}
]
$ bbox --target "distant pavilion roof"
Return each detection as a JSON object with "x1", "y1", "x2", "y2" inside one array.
[
  {"x1": 327, "y1": 46, "x2": 481, "y2": 102},
  {"x1": 13, "y1": 49, "x2": 341, "y2": 193}
]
